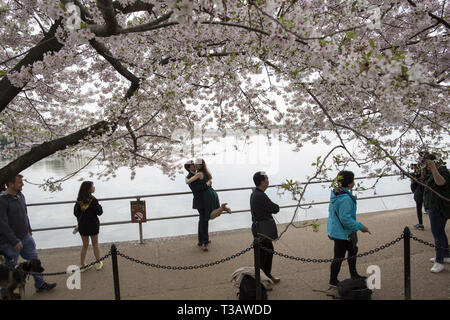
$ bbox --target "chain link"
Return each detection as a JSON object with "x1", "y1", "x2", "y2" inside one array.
[
  {"x1": 25, "y1": 252, "x2": 112, "y2": 277},
  {"x1": 410, "y1": 233, "x2": 449, "y2": 250},
  {"x1": 260, "y1": 234, "x2": 405, "y2": 263},
  {"x1": 20, "y1": 231, "x2": 446, "y2": 277},
  {"x1": 116, "y1": 245, "x2": 253, "y2": 270}
]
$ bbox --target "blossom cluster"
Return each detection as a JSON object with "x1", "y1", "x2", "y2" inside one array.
[{"x1": 0, "y1": 0, "x2": 448, "y2": 188}]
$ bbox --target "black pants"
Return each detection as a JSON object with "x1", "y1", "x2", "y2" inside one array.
[
  {"x1": 260, "y1": 239, "x2": 274, "y2": 278},
  {"x1": 330, "y1": 238, "x2": 358, "y2": 284},
  {"x1": 415, "y1": 199, "x2": 423, "y2": 225},
  {"x1": 197, "y1": 208, "x2": 209, "y2": 245}
]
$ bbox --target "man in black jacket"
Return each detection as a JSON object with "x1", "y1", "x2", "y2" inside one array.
[
  {"x1": 250, "y1": 171, "x2": 281, "y2": 284},
  {"x1": 185, "y1": 161, "x2": 211, "y2": 249}
]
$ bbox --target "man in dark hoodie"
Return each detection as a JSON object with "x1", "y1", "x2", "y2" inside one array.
[{"x1": 0, "y1": 174, "x2": 56, "y2": 299}]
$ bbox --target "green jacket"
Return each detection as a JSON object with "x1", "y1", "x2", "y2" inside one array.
[{"x1": 423, "y1": 166, "x2": 450, "y2": 218}]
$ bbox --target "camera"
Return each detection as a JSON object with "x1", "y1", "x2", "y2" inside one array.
[
  {"x1": 409, "y1": 163, "x2": 419, "y2": 174},
  {"x1": 417, "y1": 152, "x2": 440, "y2": 170},
  {"x1": 405, "y1": 152, "x2": 439, "y2": 179}
]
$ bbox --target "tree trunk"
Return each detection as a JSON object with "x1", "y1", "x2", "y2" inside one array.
[{"x1": 0, "y1": 120, "x2": 111, "y2": 186}]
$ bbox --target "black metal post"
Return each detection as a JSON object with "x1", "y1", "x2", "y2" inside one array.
[
  {"x1": 111, "y1": 244, "x2": 121, "y2": 300},
  {"x1": 253, "y1": 237, "x2": 262, "y2": 300},
  {"x1": 403, "y1": 227, "x2": 411, "y2": 300}
]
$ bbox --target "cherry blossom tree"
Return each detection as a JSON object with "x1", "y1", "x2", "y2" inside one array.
[
  {"x1": 0, "y1": 0, "x2": 281, "y2": 188},
  {"x1": 0, "y1": 0, "x2": 448, "y2": 197}
]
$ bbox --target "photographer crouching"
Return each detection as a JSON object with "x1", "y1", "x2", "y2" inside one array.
[{"x1": 421, "y1": 153, "x2": 450, "y2": 273}]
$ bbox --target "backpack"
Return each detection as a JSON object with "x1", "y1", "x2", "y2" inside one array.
[
  {"x1": 337, "y1": 278, "x2": 372, "y2": 300},
  {"x1": 237, "y1": 275, "x2": 268, "y2": 300}
]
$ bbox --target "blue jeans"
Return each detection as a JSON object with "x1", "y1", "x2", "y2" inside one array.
[
  {"x1": 0, "y1": 235, "x2": 45, "y2": 297},
  {"x1": 428, "y1": 208, "x2": 450, "y2": 263}
]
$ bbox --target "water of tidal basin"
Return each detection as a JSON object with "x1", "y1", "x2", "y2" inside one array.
[{"x1": 4, "y1": 133, "x2": 430, "y2": 249}]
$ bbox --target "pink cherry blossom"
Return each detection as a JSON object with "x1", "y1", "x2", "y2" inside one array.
[{"x1": 0, "y1": 0, "x2": 447, "y2": 192}]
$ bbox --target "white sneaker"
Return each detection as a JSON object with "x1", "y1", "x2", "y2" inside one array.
[
  {"x1": 430, "y1": 262, "x2": 445, "y2": 273},
  {"x1": 429, "y1": 257, "x2": 450, "y2": 264},
  {"x1": 95, "y1": 261, "x2": 103, "y2": 271},
  {"x1": 80, "y1": 265, "x2": 92, "y2": 273}
]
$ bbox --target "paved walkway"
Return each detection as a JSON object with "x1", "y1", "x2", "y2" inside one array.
[{"x1": 19, "y1": 208, "x2": 450, "y2": 300}]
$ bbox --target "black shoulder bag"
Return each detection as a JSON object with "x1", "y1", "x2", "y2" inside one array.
[{"x1": 337, "y1": 278, "x2": 372, "y2": 300}]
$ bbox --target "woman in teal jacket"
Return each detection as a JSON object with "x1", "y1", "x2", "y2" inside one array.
[{"x1": 327, "y1": 171, "x2": 370, "y2": 287}]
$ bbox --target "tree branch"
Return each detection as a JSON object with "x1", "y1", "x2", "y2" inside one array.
[
  {"x1": 305, "y1": 86, "x2": 450, "y2": 203},
  {"x1": 406, "y1": 0, "x2": 450, "y2": 29},
  {"x1": 97, "y1": 0, "x2": 120, "y2": 35},
  {"x1": 0, "y1": 19, "x2": 63, "y2": 114},
  {"x1": 88, "y1": 38, "x2": 140, "y2": 99},
  {"x1": 89, "y1": 12, "x2": 174, "y2": 37},
  {"x1": 0, "y1": 120, "x2": 113, "y2": 186},
  {"x1": 113, "y1": 0, "x2": 154, "y2": 14}
]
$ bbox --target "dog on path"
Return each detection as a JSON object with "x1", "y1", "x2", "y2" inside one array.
[{"x1": 0, "y1": 259, "x2": 44, "y2": 300}]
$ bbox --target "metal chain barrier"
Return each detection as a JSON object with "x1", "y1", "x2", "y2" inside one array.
[
  {"x1": 410, "y1": 233, "x2": 449, "y2": 250},
  {"x1": 25, "y1": 251, "x2": 112, "y2": 277},
  {"x1": 116, "y1": 245, "x2": 253, "y2": 270},
  {"x1": 19, "y1": 232, "x2": 447, "y2": 278},
  {"x1": 259, "y1": 234, "x2": 405, "y2": 263}
]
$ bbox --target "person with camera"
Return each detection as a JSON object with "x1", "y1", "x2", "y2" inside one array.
[
  {"x1": 74, "y1": 181, "x2": 104, "y2": 272},
  {"x1": 410, "y1": 164, "x2": 426, "y2": 231},
  {"x1": 422, "y1": 154, "x2": 450, "y2": 273}
]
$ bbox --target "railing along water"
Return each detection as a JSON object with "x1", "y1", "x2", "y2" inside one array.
[
  {"x1": 19, "y1": 174, "x2": 445, "y2": 300},
  {"x1": 28, "y1": 174, "x2": 412, "y2": 244}
]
